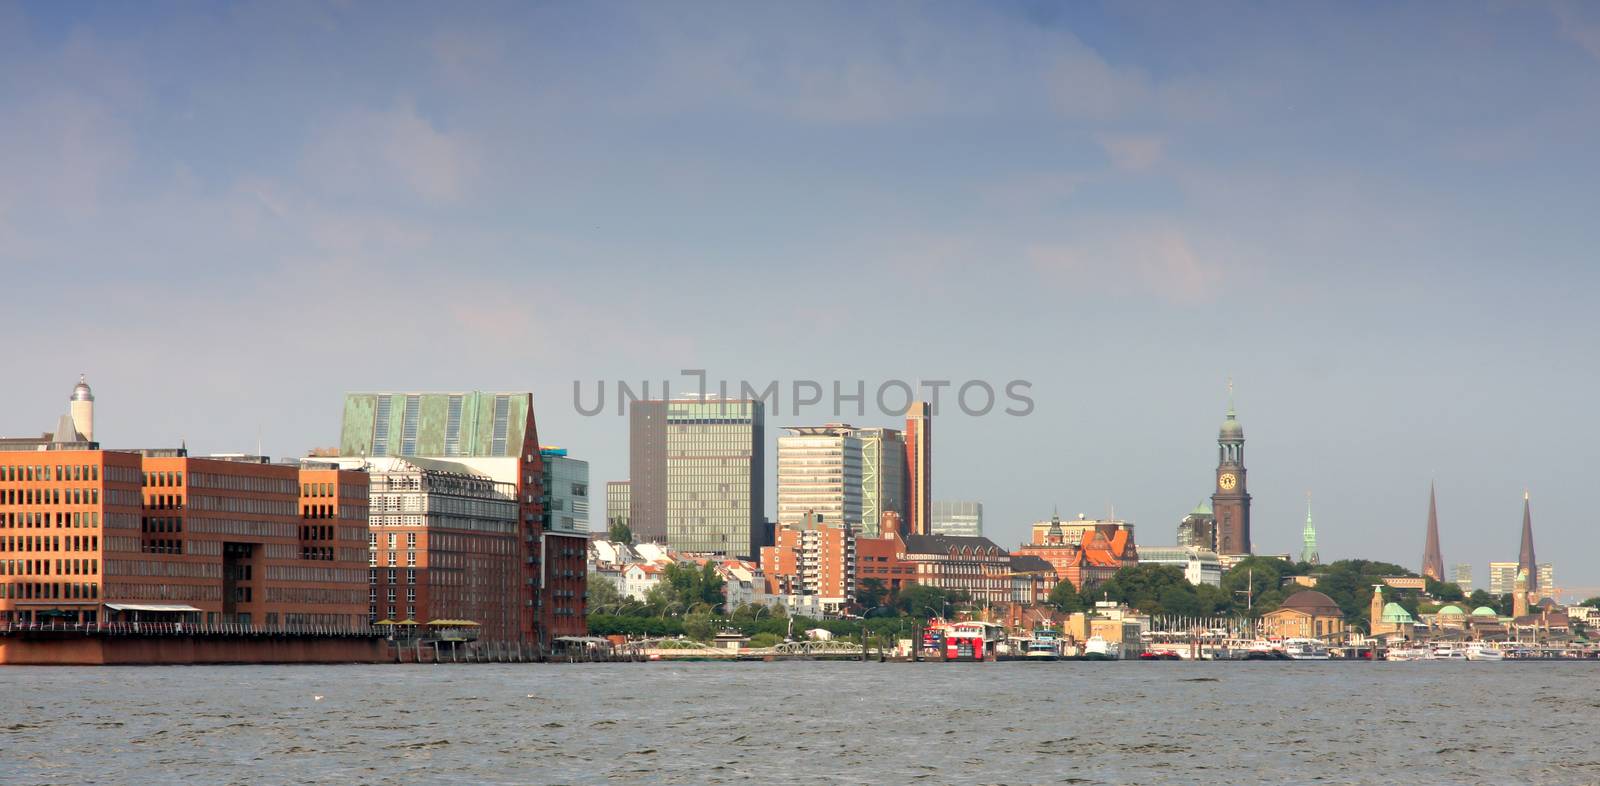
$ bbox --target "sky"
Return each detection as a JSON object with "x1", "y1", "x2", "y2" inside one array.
[{"x1": 3, "y1": 1, "x2": 1599, "y2": 594}]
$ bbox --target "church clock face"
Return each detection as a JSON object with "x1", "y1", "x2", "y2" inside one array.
[{"x1": 1218, "y1": 472, "x2": 1238, "y2": 491}]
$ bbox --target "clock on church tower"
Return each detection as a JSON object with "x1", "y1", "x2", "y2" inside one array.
[{"x1": 1210, "y1": 393, "x2": 1252, "y2": 556}]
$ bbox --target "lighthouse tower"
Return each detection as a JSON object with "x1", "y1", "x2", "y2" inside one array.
[{"x1": 70, "y1": 375, "x2": 94, "y2": 442}]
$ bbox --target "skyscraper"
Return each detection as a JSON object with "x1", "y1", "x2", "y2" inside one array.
[
  {"x1": 776, "y1": 425, "x2": 862, "y2": 529},
  {"x1": 1421, "y1": 483, "x2": 1444, "y2": 581},
  {"x1": 854, "y1": 427, "x2": 906, "y2": 537},
  {"x1": 1517, "y1": 491, "x2": 1538, "y2": 593},
  {"x1": 931, "y1": 500, "x2": 984, "y2": 538},
  {"x1": 1452, "y1": 563, "x2": 1473, "y2": 593},
  {"x1": 604, "y1": 481, "x2": 631, "y2": 538},
  {"x1": 1488, "y1": 562, "x2": 1518, "y2": 596},
  {"x1": 539, "y1": 447, "x2": 589, "y2": 535},
  {"x1": 1300, "y1": 493, "x2": 1319, "y2": 565},
  {"x1": 1210, "y1": 388, "x2": 1251, "y2": 555},
  {"x1": 904, "y1": 402, "x2": 932, "y2": 536},
  {"x1": 629, "y1": 398, "x2": 765, "y2": 558},
  {"x1": 1176, "y1": 502, "x2": 1217, "y2": 551}
]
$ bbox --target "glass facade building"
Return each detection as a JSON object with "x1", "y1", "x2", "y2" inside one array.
[
  {"x1": 605, "y1": 481, "x2": 630, "y2": 537},
  {"x1": 632, "y1": 399, "x2": 764, "y2": 557},
  {"x1": 776, "y1": 426, "x2": 863, "y2": 531},
  {"x1": 539, "y1": 447, "x2": 589, "y2": 535},
  {"x1": 854, "y1": 427, "x2": 905, "y2": 537},
  {"x1": 930, "y1": 500, "x2": 983, "y2": 538}
]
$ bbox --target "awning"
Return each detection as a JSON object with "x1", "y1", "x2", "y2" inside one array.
[
  {"x1": 373, "y1": 620, "x2": 398, "y2": 626},
  {"x1": 105, "y1": 604, "x2": 202, "y2": 612},
  {"x1": 425, "y1": 619, "x2": 481, "y2": 627}
]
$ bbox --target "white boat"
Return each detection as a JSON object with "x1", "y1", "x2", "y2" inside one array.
[
  {"x1": 1429, "y1": 643, "x2": 1467, "y2": 660},
  {"x1": 1026, "y1": 631, "x2": 1062, "y2": 660},
  {"x1": 1384, "y1": 646, "x2": 1428, "y2": 661},
  {"x1": 1282, "y1": 637, "x2": 1330, "y2": 660},
  {"x1": 1465, "y1": 644, "x2": 1505, "y2": 661},
  {"x1": 1083, "y1": 635, "x2": 1118, "y2": 660}
]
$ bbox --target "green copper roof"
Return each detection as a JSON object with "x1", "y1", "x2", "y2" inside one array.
[
  {"x1": 1436, "y1": 604, "x2": 1465, "y2": 616},
  {"x1": 1190, "y1": 501, "x2": 1213, "y2": 516},
  {"x1": 1381, "y1": 602, "x2": 1415, "y2": 623},
  {"x1": 340, "y1": 392, "x2": 533, "y2": 458},
  {"x1": 1471, "y1": 606, "x2": 1498, "y2": 617}
]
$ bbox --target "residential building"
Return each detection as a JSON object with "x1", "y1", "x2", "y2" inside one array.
[
  {"x1": 337, "y1": 391, "x2": 583, "y2": 643},
  {"x1": 620, "y1": 562, "x2": 665, "y2": 601},
  {"x1": 715, "y1": 559, "x2": 768, "y2": 610},
  {"x1": 931, "y1": 500, "x2": 983, "y2": 538},
  {"x1": 629, "y1": 398, "x2": 765, "y2": 558},
  {"x1": 1489, "y1": 562, "x2": 1518, "y2": 596},
  {"x1": 1452, "y1": 563, "x2": 1473, "y2": 593},
  {"x1": 761, "y1": 516, "x2": 856, "y2": 615},
  {"x1": 776, "y1": 425, "x2": 862, "y2": 530},
  {"x1": 1137, "y1": 546, "x2": 1222, "y2": 587},
  {"x1": 1260, "y1": 590, "x2": 1346, "y2": 640},
  {"x1": 604, "y1": 481, "x2": 630, "y2": 538},
  {"x1": 853, "y1": 427, "x2": 905, "y2": 538},
  {"x1": 539, "y1": 447, "x2": 589, "y2": 536},
  {"x1": 1538, "y1": 563, "x2": 1554, "y2": 598},
  {"x1": 904, "y1": 402, "x2": 932, "y2": 536}
]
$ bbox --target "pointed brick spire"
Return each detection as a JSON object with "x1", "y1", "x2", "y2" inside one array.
[
  {"x1": 1421, "y1": 483, "x2": 1443, "y2": 581},
  {"x1": 1518, "y1": 491, "x2": 1538, "y2": 592}
]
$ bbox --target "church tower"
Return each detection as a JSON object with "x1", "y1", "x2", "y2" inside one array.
[
  {"x1": 1211, "y1": 383, "x2": 1252, "y2": 555},
  {"x1": 1301, "y1": 492, "x2": 1319, "y2": 565},
  {"x1": 1421, "y1": 483, "x2": 1444, "y2": 581}
]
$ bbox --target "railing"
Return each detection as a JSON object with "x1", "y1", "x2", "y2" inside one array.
[{"x1": 0, "y1": 621, "x2": 386, "y2": 638}]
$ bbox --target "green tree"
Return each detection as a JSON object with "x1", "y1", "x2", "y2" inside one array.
[
  {"x1": 856, "y1": 578, "x2": 889, "y2": 610},
  {"x1": 607, "y1": 518, "x2": 633, "y2": 545},
  {"x1": 682, "y1": 611, "x2": 715, "y2": 642},
  {"x1": 1048, "y1": 579, "x2": 1084, "y2": 613},
  {"x1": 1467, "y1": 589, "x2": 1499, "y2": 614},
  {"x1": 894, "y1": 583, "x2": 965, "y2": 617},
  {"x1": 1579, "y1": 597, "x2": 1600, "y2": 609},
  {"x1": 1425, "y1": 577, "x2": 1464, "y2": 602},
  {"x1": 1094, "y1": 564, "x2": 1194, "y2": 615},
  {"x1": 586, "y1": 573, "x2": 626, "y2": 613}
]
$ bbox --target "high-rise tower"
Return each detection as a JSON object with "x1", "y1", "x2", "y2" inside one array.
[
  {"x1": 1210, "y1": 384, "x2": 1251, "y2": 555},
  {"x1": 1300, "y1": 492, "x2": 1319, "y2": 565},
  {"x1": 1517, "y1": 491, "x2": 1538, "y2": 593},
  {"x1": 904, "y1": 401, "x2": 932, "y2": 536},
  {"x1": 1421, "y1": 483, "x2": 1444, "y2": 581},
  {"x1": 70, "y1": 374, "x2": 94, "y2": 442}
]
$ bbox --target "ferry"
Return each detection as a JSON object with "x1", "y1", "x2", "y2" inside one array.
[
  {"x1": 1082, "y1": 635, "x2": 1118, "y2": 660},
  {"x1": 1429, "y1": 642, "x2": 1467, "y2": 661},
  {"x1": 1025, "y1": 630, "x2": 1063, "y2": 661},
  {"x1": 1282, "y1": 638, "x2": 1330, "y2": 660},
  {"x1": 1244, "y1": 639, "x2": 1288, "y2": 660},
  {"x1": 1465, "y1": 643, "x2": 1505, "y2": 662}
]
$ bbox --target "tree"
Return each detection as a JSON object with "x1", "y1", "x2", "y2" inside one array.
[
  {"x1": 1094, "y1": 564, "x2": 1194, "y2": 615},
  {"x1": 1468, "y1": 590, "x2": 1499, "y2": 614},
  {"x1": 1048, "y1": 579, "x2": 1084, "y2": 613},
  {"x1": 682, "y1": 611, "x2": 714, "y2": 642},
  {"x1": 1580, "y1": 597, "x2": 1600, "y2": 609},
  {"x1": 607, "y1": 518, "x2": 633, "y2": 545},
  {"x1": 587, "y1": 573, "x2": 626, "y2": 612},
  {"x1": 1425, "y1": 577, "x2": 1464, "y2": 602},
  {"x1": 894, "y1": 583, "x2": 965, "y2": 617},
  {"x1": 856, "y1": 579, "x2": 889, "y2": 610}
]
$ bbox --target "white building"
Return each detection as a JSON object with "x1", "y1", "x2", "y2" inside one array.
[
  {"x1": 776, "y1": 425, "x2": 863, "y2": 529},
  {"x1": 1137, "y1": 546, "x2": 1223, "y2": 587},
  {"x1": 621, "y1": 563, "x2": 667, "y2": 601}
]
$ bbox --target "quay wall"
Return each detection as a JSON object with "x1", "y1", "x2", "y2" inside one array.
[{"x1": 0, "y1": 637, "x2": 385, "y2": 665}]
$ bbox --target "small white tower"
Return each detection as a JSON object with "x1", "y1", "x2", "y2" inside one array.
[{"x1": 70, "y1": 374, "x2": 94, "y2": 442}]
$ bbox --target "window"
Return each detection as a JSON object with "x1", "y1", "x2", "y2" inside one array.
[{"x1": 373, "y1": 397, "x2": 392, "y2": 455}]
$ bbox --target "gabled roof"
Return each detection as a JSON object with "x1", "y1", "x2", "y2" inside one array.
[
  {"x1": 902, "y1": 534, "x2": 1003, "y2": 556},
  {"x1": 1009, "y1": 555, "x2": 1056, "y2": 575}
]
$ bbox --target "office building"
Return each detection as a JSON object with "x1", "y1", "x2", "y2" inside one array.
[
  {"x1": 628, "y1": 398, "x2": 765, "y2": 558},
  {"x1": 338, "y1": 391, "x2": 583, "y2": 643},
  {"x1": 1451, "y1": 563, "x2": 1473, "y2": 593},
  {"x1": 776, "y1": 425, "x2": 862, "y2": 530},
  {"x1": 931, "y1": 500, "x2": 983, "y2": 538},
  {"x1": 1488, "y1": 562, "x2": 1518, "y2": 596},
  {"x1": 904, "y1": 402, "x2": 932, "y2": 536},
  {"x1": 604, "y1": 481, "x2": 630, "y2": 538},
  {"x1": 539, "y1": 447, "x2": 589, "y2": 536},
  {"x1": 853, "y1": 427, "x2": 905, "y2": 537},
  {"x1": 1138, "y1": 546, "x2": 1223, "y2": 587},
  {"x1": 1176, "y1": 502, "x2": 1217, "y2": 551}
]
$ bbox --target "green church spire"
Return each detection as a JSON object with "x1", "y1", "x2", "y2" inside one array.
[{"x1": 1301, "y1": 491, "x2": 1320, "y2": 565}]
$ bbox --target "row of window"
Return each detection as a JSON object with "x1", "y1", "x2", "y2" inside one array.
[
  {"x1": 1, "y1": 557, "x2": 98, "y2": 576},
  {"x1": 0, "y1": 463, "x2": 100, "y2": 483},
  {"x1": 0, "y1": 581, "x2": 98, "y2": 600},
  {"x1": 1, "y1": 487, "x2": 101, "y2": 506}
]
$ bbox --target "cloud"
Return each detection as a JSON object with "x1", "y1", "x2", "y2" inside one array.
[
  {"x1": 301, "y1": 99, "x2": 479, "y2": 202},
  {"x1": 1097, "y1": 134, "x2": 1166, "y2": 171},
  {"x1": 1553, "y1": 1, "x2": 1600, "y2": 61},
  {"x1": 1028, "y1": 228, "x2": 1223, "y2": 304}
]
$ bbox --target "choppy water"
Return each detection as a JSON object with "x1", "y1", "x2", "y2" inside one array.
[{"x1": 3, "y1": 661, "x2": 1598, "y2": 785}]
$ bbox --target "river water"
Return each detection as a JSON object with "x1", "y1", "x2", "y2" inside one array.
[{"x1": 3, "y1": 661, "x2": 1596, "y2": 785}]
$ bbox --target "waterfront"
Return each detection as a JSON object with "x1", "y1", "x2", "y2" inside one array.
[{"x1": 4, "y1": 662, "x2": 1598, "y2": 785}]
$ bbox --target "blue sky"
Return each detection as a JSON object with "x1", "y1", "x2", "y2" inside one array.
[{"x1": 3, "y1": 1, "x2": 1599, "y2": 593}]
